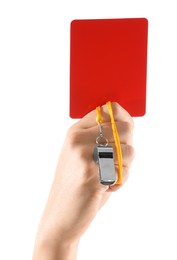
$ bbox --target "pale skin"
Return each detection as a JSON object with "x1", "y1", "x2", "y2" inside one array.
[{"x1": 32, "y1": 102, "x2": 135, "y2": 260}]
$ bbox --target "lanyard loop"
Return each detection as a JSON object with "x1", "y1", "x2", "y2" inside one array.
[{"x1": 96, "y1": 122, "x2": 109, "y2": 146}]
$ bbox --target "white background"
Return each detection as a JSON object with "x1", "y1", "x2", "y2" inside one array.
[{"x1": 0, "y1": 0, "x2": 177, "y2": 259}]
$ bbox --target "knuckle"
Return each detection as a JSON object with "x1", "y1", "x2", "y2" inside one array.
[
  {"x1": 127, "y1": 144, "x2": 135, "y2": 159},
  {"x1": 124, "y1": 120, "x2": 134, "y2": 134},
  {"x1": 66, "y1": 127, "x2": 82, "y2": 148},
  {"x1": 124, "y1": 144, "x2": 135, "y2": 165},
  {"x1": 66, "y1": 127, "x2": 92, "y2": 160}
]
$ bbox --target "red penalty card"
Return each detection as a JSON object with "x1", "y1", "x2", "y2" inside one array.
[{"x1": 70, "y1": 18, "x2": 148, "y2": 118}]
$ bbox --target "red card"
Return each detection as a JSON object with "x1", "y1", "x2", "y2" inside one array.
[{"x1": 70, "y1": 18, "x2": 148, "y2": 118}]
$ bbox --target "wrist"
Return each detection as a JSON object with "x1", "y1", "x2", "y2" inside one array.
[{"x1": 33, "y1": 236, "x2": 80, "y2": 260}]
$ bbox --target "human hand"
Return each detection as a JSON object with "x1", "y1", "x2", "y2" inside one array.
[{"x1": 32, "y1": 102, "x2": 135, "y2": 260}]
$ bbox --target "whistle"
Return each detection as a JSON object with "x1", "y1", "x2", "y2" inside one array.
[{"x1": 93, "y1": 145, "x2": 117, "y2": 185}]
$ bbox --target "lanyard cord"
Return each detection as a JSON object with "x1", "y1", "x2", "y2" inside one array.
[{"x1": 96, "y1": 101, "x2": 123, "y2": 184}]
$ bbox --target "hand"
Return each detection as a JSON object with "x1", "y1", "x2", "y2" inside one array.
[{"x1": 32, "y1": 102, "x2": 135, "y2": 260}]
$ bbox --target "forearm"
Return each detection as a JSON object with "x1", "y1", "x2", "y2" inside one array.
[{"x1": 33, "y1": 238, "x2": 79, "y2": 260}]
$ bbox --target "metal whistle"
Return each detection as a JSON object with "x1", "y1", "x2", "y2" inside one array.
[{"x1": 93, "y1": 145, "x2": 117, "y2": 185}]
